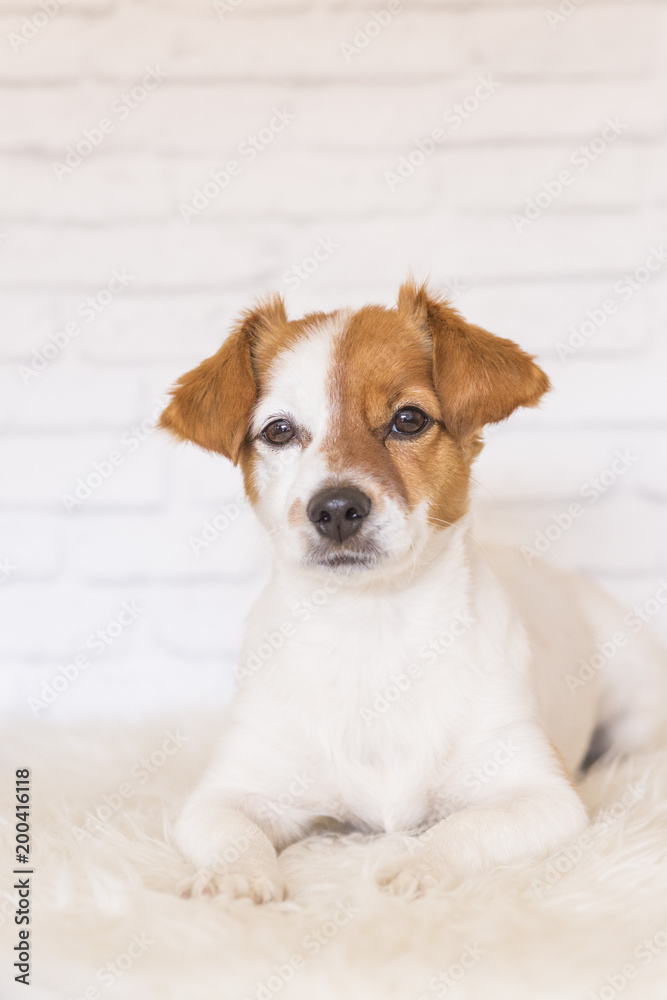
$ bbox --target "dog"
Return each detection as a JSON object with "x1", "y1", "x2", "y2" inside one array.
[{"x1": 160, "y1": 281, "x2": 666, "y2": 903}]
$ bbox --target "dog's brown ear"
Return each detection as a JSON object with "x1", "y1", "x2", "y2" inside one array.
[
  {"x1": 398, "y1": 281, "x2": 550, "y2": 437},
  {"x1": 159, "y1": 296, "x2": 287, "y2": 463}
]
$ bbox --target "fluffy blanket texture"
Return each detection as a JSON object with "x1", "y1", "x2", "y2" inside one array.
[{"x1": 2, "y1": 719, "x2": 667, "y2": 1000}]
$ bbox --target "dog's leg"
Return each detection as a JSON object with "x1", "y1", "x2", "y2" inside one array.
[
  {"x1": 174, "y1": 775, "x2": 319, "y2": 903},
  {"x1": 175, "y1": 792, "x2": 291, "y2": 903},
  {"x1": 378, "y1": 725, "x2": 589, "y2": 897},
  {"x1": 568, "y1": 578, "x2": 667, "y2": 765},
  {"x1": 592, "y1": 623, "x2": 667, "y2": 759}
]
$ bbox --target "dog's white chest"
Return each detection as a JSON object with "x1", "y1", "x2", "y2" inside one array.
[
  {"x1": 265, "y1": 600, "x2": 466, "y2": 833},
  {"x1": 328, "y1": 719, "x2": 441, "y2": 833},
  {"x1": 232, "y1": 543, "x2": 521, "y2": 837}
]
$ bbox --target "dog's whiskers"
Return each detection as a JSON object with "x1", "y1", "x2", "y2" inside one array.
[
  {"x1": 468, "y1": 473, "x2": 498, "y2": 502},
  {"x1": 406, "y1": 534, "x2": 418, "y2": 583}
]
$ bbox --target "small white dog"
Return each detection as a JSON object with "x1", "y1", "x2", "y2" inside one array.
[{"x1": 160, "y1": 281, "x2": 666, "y2": 903}]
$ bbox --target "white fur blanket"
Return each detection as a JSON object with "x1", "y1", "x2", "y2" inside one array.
[{"x1": 2, "y1": 720, "x2": 667, "y2": 1000}]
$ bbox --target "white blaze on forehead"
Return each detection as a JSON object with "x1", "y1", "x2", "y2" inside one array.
[{"x1": 251, "y1": 311, "x2": 350, "y2": 440}]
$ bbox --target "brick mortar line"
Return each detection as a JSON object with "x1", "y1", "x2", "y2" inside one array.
[
  {"x1": 1, "y1": 1, "x2": 662, "y2": 13},
  {"x1": 1, "y1": 135, "x2": 666, "y2": 154},
  {"x1": 1, "y1": 77, "x2": 665, "y2": 93},
  {"x1": 0, "y1": 71, "x2": 660, "y2": 85}
]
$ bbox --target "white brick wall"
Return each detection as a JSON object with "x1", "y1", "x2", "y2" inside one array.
[{"x1": 2, "y1": 0, "x2": 666, "y2": 721}]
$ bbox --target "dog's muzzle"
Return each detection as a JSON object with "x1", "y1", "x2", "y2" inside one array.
[{"x1": 307, "y1": 486, "x2": 371, "y2": 544}]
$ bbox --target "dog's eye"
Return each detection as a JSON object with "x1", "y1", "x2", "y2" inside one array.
[
  {"x1": 262, "y1": 419, "x2": 295, "y2": 445},
  {"x1": 390, "y1": 407, "x2": 429, "y2": 436}
]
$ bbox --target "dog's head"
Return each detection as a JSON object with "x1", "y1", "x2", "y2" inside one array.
[{"x1": 161, "y1": 282, "x2": 549, "y2": 577}]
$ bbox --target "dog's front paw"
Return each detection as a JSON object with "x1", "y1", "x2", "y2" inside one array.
[
  {"x1": 377, "y1": 850, "x2": 451, "y2": 899},
  {"x1": 178, "y1": 862, "x2": 287, "y2": 904}
]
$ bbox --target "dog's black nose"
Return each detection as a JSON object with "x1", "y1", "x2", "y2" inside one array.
[{"x1": 307, "y1": 487, "x2": 371, "y2": 543}]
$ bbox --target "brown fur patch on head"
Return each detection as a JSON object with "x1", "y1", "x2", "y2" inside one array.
[
  {"x1": 398, "y1": 280, "x2": 551, "y2": 438},
  {"x1": 251, "y1": 309, "x2": 332, "y2": 383},
  {"x1": 323, "y1": 282, "x2": 549, "y2": 532},
  {"x1": 161, "y1": 283, "x2": 550, "y2": 537},
  {"x1": 159, "y1": 297, "x2": 333, "y2": 465},
  {"x1": 160, "y1": 298, "x2": 343, "y2": 505},
  {"x1": 326, "y1": 305, "x2": 473, "y2": 528},
  {"x1": 159, "y1": 296, "x2": 287, "y2": 463}
]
